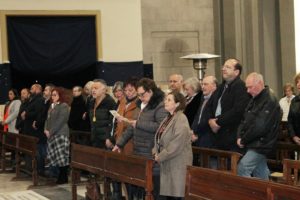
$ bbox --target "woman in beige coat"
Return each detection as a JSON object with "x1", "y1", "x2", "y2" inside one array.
[{"x1": 154, "y1": 91, "x2": 193, "y2": 199}]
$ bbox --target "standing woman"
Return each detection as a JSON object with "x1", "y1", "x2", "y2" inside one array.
[
  {"x1": 113, "y1": 78, "x2": 168, "y2": 199},
  {"x1": 154, "y1": 91, "x2": 192, "y2": 200},
  {"x1": 288, "y1": 73, "x2": 300, "y2": 145},
  {"x1": 183, "y1": 77, "x2": 202, "y2": 127},
  {"x1": 44, "y1": 87, "x2": 70, "y2": 184},
  {"x1": 2, "y1": 89, "x2": 21, "y2": 133}
]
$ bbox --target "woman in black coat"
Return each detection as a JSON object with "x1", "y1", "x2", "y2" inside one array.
[
  {"x1": 288, "y1": 73, "x2": 300, "y2": 145},
  {"x1": 183, "y1": 77, "x2": 202, "y2": 127}
]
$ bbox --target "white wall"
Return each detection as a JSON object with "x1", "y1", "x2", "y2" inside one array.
[
  {"x1": 295, "y1": 0, "x2": 300, "y2": 73},
  {"x1": 0, "y1": 0, "x2": 143, "y2": 62}
]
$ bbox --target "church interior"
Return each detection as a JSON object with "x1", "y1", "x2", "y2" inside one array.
[{"x1": 0, "y1": 0, "x2": 300, "y2": 199}]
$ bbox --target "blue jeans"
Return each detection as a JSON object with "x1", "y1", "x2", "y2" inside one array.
[{"x1": 238, "y1": 149, "x2": 270, "y2": 180}]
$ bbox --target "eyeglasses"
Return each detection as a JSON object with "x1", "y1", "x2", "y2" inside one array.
[{"x1": 137, "y1": 91, "x2": 146, "y2": 97}]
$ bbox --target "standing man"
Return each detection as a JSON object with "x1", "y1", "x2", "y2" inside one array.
[
  {"x1": 21, "y1": 84, "x2": 46, "y2": 175},
  {"x1": 168, "y1": 74, "x2": 184, "y2": 93},
  {"x1": 237, "y1": 72, "x2": 281, "y2": 180},
  {"x1": 209, "y1": 58, "x2": 250, "y2": 151},
  {"x1": 191, "y1": 76, "x2": 217, "y2": 148},
  {"x1": 16, "y1": 88, "x2": 30, "y2": 134},
  {"x1": 89, "y1": 79, "x2": 116, "y2": 148}
]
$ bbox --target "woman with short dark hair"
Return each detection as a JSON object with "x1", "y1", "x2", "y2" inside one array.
[{"x1": 113, "y1": 78, "x2": 168, "y2": 199}]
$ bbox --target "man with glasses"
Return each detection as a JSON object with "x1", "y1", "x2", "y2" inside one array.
[{"x1": 209, "y1": 58, "x2": 250, "y2": 152}]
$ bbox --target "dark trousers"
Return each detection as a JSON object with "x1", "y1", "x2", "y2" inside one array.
[{"x1": 37, "y1": 143, "x2": 47, "y2": 174}]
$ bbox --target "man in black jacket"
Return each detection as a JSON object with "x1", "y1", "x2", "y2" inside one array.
[
  {"x1": 21, "y1": 84, "x2": 47, "y2": 175},
  {"x1": 209, "y1": 58, "x2": 250, "y2": 151},
  {"x1": 237, "y1": 72, "x2": 281, "y2": 180}
]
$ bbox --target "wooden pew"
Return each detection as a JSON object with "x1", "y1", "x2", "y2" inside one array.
[
  {"x1": 185, "y1": 166, "x2": 269, "y2": 200},
  {"x1": 192, "y1": 147, "x2": 242, "y2": 174},
  {"x1": 268, "y1": 142, "x2": 300, "y2": 172},
  {"x1": 71, "y1": 143, "x2": 106, "y2": 200},
  {"x1": 69, "y1": 130, "x2": 91, "y2": 146},
  {"x1": 283, "y1": 159, "x2": 300, "y2": 186},
  {"x1": 1, "y1": 131, "x2": 17, "y2": 172},
  {"x1": 185, "y1": 166, "x2": 300, "y2": 200},
  {"x1": 105, "y1": 151, "x2": 153, "y2": 200},
  {"x1": 0, "y1": 131, "x2": 39, "y2": 186},
  {"x1": 71, "y1": 143, "x2": 154, "y2": 200},
  {"x1": 15, "y1": 133, "x2": 39, "y2": 186}
]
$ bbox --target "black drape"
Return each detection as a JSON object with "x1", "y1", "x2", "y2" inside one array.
[
  {"x1": 4, "y1": 16, "x2": 149, "y2": 93},
  {"x1": 96, "y1": 61, "x2": 144, "y2": 85},
  {"x1": 0, "y1": 63, "x2": 11, "y2": 103},
  {"x1": 7, "y1": 16, "x2": 97, "y2": 76}
]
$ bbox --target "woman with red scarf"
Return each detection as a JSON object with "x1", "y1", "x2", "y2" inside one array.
[{"x1": 2, "y1": 89, "x2": 21, "y2": 133}]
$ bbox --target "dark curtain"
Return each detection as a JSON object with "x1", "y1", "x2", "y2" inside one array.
[
  {"x1": 7, "y1": 16, "x2": 97, "y2": 89},
  {"x1": 0, "y1": 63, "x2": 11, "y2": 103},
  {"x1": 96, "y1": 61, "x2": 144, "y2": 85}
]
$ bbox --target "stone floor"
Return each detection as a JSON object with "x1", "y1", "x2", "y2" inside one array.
[{"x1": 0, "y1": 172, "x2": 87, "y2": 200}]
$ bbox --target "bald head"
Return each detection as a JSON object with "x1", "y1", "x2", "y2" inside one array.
[
  {"x1": 245, "y1": 72, "x2": 265, "y2": 97},
  {"x1": 202, "y1": 75, "x2": 218, "y2": 96},
  {"x1": 169, "y1": 74, "x2": 183, "y2": 92}
]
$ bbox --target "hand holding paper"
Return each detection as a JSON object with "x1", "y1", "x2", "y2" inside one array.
[{"x1": 110, "y1": 110, "x2": 130, "y2": 123}]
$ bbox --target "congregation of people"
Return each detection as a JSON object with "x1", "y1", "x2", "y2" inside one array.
[{"x1": 1, "y1": 58, "x2": 300, "y2": 200}]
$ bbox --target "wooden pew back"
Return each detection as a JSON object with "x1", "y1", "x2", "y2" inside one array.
[
  {"x1": 185, "y1": 166, "x2": 269, "y2": 200},
  {"x1": 192, "y1": 147, "x2": 242, "y2": 174},
  {"x1": 71, "y1": 143, "x2": 154, "y2": 200},
  {"x1": 105, "y1": 151, "x2": 153, "y2": 188},
  {"x1": 283, "y1": 159, "x2": 300, "y2": 186},
  {"x1": 70, "y1": 130, "x2": 91, "y2": 145},
  {"x1": 0, "y1": 131, "x2": 39, "y2": 186},
  {"x1": 268, "y1": 142, "x2": 300, "y2": 171},
  {"x1": 71, "y1": 143, "x2": 105, "y2": 174},
  {"x1": 185, "y1": 166, "x2": 300, "y2": 200}
]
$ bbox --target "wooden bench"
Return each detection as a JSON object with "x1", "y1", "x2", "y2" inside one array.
[
  {"x1": 70, "y1": 130, "x2": 91, "y2": 146},
  {"x1": 0, "y1": 131, "x2": 39, "y2": 186},
  {"x1": 192, "y1": 147, "x2": 242, "y2": 174},
  {"x1": 71, "y1": 143, "x2": 154, "y2": 200},
  {"x1": 283, "y1": 159, "x2": 300, "y2": 186},
  {"x1": 185, "y1": 165, "x2": 300, "y2": 200},
  {"x1": 268, "y1": 142, "x2": 300, "y2": 172}
]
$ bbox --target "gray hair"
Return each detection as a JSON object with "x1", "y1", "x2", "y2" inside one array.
[{"x1": 183, "y1": 77, "x2": 201, "y2": 92}]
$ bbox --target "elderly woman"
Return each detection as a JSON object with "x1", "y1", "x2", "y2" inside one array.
[
  {"x1": 288, "y1": 73, "x2": 300, "y2": 145},
  {"x1": 154, "y1": 91, "x2": 192, "y2": 200},
  {"x1": 44, "y1": 87, "x2": 70, "y2": 184},
  {"x1": 2, "y1": 89, "x2": 21, "y2": 133},
  {"x1": 279, "y1": 83, "x2": 295, "y2": 122},
  {"x1": 113, "y1": 77, "x2": 168, "y2": 200},
  {"x1": 183, "y1": 77, "x2": 202, "y2": 126}
]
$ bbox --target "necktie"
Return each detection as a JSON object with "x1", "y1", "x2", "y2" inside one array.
[
  {"x1": 198, "y1": 97, "x2": 209, "y2": 124},
  {"x1": 215, "y1": 84, "x2": 228, "y2": 117}
]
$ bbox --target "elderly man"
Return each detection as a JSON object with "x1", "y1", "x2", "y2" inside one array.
[
  {"x1": 89, "y1": 79, "x2": 116, "y2": 148},
  {"x1": 209, "y1": 58, "x2": 250, "y2": 151},
  {"x1": 168, "y1": 74, "x2": 184, "y2": 93},
  {"x1": 191, "y1": 76, "x2": 217, "y2": 148},
  {"x1": 237, "y1": 72, "x2": 281, "y2": 180}
]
